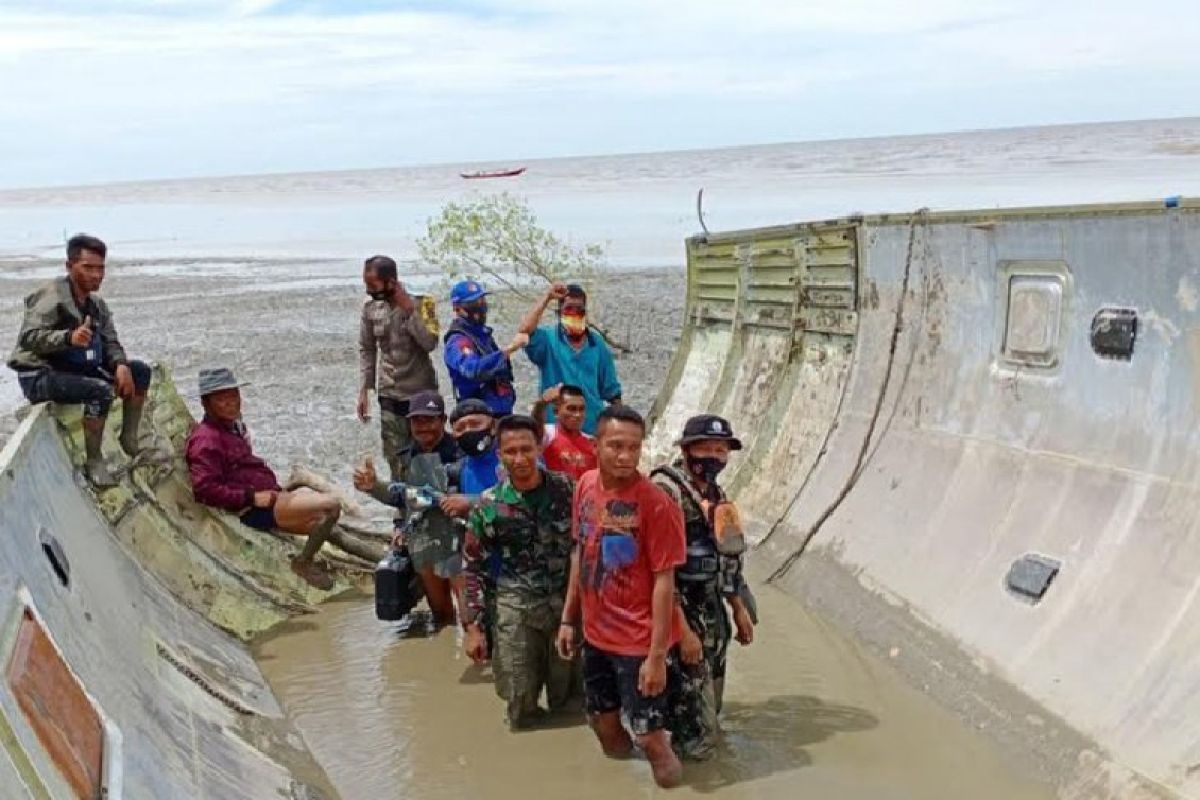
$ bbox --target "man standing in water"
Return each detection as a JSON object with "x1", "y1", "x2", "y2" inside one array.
[
  {"x1": 463, "y1": 415, "x2": 579, "y2": 729},
  {"x1": 556, "y1": 405, "x2": 685, "y2": 788},
  {"x1": 652, "y1": 414, "x2": 756, "y2": 760},
  {"x1": 518, "y1": 283, "x2": 621, "y2": 435},
  {"x1": 354, "y1": 391, "x2": 470, "y2": 625},
  {"x1": 358, "y1": 255, "x2": 440, "y2": 481},
  {"x1": 8, "y1": 234, "x2": 155, "y2": 486}
]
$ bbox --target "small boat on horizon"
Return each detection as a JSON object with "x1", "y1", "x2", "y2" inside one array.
[{"x1": 460, "y1": 166, "x2": 527, "y2": 180}]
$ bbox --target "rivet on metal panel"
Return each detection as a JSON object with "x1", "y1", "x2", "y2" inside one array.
[
  {"x1": 1090, "y1": 308, "x2": 1137, "y2": 361},
  {"x1": 1005, "y1": 554, "x2": 1061, "y2": 603}
]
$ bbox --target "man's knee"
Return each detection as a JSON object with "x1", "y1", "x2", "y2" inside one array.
[{"x1": 128, "y1": 360, "x2": 153, "y2": 392}]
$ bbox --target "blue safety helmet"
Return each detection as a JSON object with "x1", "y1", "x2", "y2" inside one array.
[{"x1": 450, "y1": 280, "x2": 488, "y2": 306}]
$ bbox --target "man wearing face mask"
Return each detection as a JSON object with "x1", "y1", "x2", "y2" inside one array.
[
  {"x1": 358, "y1": 255, "x2": 440, "y2": 481},
  {"x1": 651, "y1": 414, "x2": 755, "y2": 761},
  {"x1": 518, "y1": 283, "x2": 621, "y2": 436},
  {"x1": 449, "y1": 399, "x2": 502, "y2": 496},
  {"x1": 444, "y1": 280, "x2": 528, "y2": 416}
]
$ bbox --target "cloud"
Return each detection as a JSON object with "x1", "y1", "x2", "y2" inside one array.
[{"x1": 1, "y1": 0, "x2": 1198, "y2": 187}]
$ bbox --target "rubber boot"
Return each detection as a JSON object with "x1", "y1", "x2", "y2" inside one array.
[
  {"x1": 118, "y1": 398, "x2": 144, "y2": 458},
  {"x1": 82, "y1": 417, "x2": 118, "y2": 488},
  {"x1": 291, "y1": 510, "x2": 338, "y2": 591}
]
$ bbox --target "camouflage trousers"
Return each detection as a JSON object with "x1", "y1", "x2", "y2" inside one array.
[
  {"x1": 493, "y1": 593, "x2": 582, "y2": 730},
  {"x1": 669, "y1": 587, "x2": 732, "y2": 761},
  {"x1": 378, "y1": 400, "x2": 413, "y2": 482}
]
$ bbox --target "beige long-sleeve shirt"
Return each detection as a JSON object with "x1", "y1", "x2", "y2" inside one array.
[{"x1": 359, "y1": 295, "x2": 440, "y2": 402}]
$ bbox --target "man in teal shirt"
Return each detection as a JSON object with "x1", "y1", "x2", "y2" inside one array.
[{"x1": 517, "y1": 284, "x2": 622, "y2": 435}]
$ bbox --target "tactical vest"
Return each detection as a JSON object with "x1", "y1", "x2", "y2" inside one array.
[
  {"x1": 652, "y1": 465, "x2": 720, "y2": 585},
  {"x1": 444, "y1": 318, "x2": 514, "y2": 401}
]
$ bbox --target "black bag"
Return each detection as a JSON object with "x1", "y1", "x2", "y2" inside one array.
[{"x1": 374, "y1": 547, "x2": 423, "y2": 621}]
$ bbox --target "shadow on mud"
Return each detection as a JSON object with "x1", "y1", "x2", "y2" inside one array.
[{"x1": 684, "y1": 694, "x2": 879, "y2": 792}]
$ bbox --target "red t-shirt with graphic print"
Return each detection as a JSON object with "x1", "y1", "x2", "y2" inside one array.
[
  {"x1": 543, "y1": 423, "x2": 597, "y2": 481},
  {"x1": 572, "y1": 469, "x2": 686, "y2": 656}
]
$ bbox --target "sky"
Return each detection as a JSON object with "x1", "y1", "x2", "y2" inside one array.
[{"x1": 1, "y1": 0, "x2": 1198, "y2": 189}]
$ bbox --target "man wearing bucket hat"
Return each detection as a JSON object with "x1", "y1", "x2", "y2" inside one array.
[
  {"x1": 443, "y1": 280, "x2": 529, "y2": 416},
  {"x1": 651, "y1": 414, "x2": 756, "y2": 761},
  {"x1": 184, "y1": 367, "x2": 341, "y2": 590}
]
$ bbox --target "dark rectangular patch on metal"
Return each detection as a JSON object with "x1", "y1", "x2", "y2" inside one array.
[
  {"x1": 1006, "y1": 554, "x2": 1061, "y2": 602},
  {"x1": 7, "y1": 609, "x2": 104, "y2": 799}
]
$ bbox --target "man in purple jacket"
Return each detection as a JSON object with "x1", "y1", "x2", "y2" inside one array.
[{"x1": 185, "y1": 367, "x2": 339, "y2": 590}]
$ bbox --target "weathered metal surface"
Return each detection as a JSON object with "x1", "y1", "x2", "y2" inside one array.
[
  {"x1": 0, "y1": 402, "x2": 337, "y2": 798},
  {"x1": 47, "y1": 369, "x2": 373, "y2": 641},
  {"x1": 649, "y1": 199, "x2": 1200, "y2": 799}
]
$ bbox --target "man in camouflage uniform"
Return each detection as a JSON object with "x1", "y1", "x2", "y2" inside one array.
[
  {"x1": 358, "y1": 255, "x2": 440, "y2": 481},
  {"x1": 462, "y1": 414, "x2": 580, "y2": 730},
  {"x1": 651, "y1": 414, "x2": 756, "y2": 760}
]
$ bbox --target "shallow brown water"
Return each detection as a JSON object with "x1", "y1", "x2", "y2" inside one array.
[{"x1": 255, "y1": 582, "x2": 1055, "y2": 800}]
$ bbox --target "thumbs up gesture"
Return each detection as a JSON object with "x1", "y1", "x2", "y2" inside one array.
[
  {"x1": 353, "y1": 456, "x2": 377, "y2": 492},
  {"x1": 70, "y1": 315, "x2": 94, "y2": 348}
]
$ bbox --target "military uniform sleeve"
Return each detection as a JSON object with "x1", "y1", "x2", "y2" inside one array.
[
  {"x1": 359, "y1": 305, "x2": 378, "y2": 393},
  {"x1": 16, "y1": 289, "x2": 72, "y2": 355},
  {"x1": 462, "y1": 504, "x2": 492, "y2": 625},
  {"x1": 96, "y1": 299, "x2": 128, "y2": 370}
]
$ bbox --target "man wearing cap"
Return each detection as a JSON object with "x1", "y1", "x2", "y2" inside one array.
[
  {"x1": 358, "y1": 255, "x2": 440, "y2": 481},
  {"x1": 8, "y1": 234, "x2": 156, "y2": 486},
  {"x1": 443, "y1": 280, "x2": 528, "y2": 416},
  {"x1": 450, "y1": 398, "x2": 503, "y2": 497},
  {"x1": 353, "y1": 390, "x2": 470, "y2": 625},
  {"x1": 651, "y1": 414, "x2": 756, "y2": 761},
  {"x1": 517, "y1": 282, "x2": 621, "y2": 436},
  {"x1": 185, "y1": 368, "x2": 341, "y2": 590}
]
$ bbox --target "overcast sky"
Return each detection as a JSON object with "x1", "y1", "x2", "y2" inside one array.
[{"x1": 1, "y1": 0, "x2": 1197, "y2": 189}]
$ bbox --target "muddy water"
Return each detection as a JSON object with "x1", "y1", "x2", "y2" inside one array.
[{"x1": 256, "y1": 582, "x2": 1054, "y2": 800}]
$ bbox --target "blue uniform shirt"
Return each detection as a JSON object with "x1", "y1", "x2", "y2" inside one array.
[
  {"x1": 525, "y1": 324, "x2": 621, "y2": 435},
  {"x1": 459, "y1": 448, "x2": 502, "y2": 496},
  {"x1": 443, "y1": 319, "x2": 516, "y2": 415}
]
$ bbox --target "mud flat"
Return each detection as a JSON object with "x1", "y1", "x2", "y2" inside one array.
[{"x1": 255, "y1": 579, "x2": 1054, "y2": 800}]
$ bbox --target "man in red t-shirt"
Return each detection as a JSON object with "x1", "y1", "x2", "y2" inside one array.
[
  {"x1": 533, "y1": 383, "x2": 596, "y2": 480},
  {"x1": 556, "y1": 405, "x2": 686, "y2": 788}
]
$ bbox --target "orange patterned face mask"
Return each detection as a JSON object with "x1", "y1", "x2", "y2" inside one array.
[{"x1": 560, "y1": 312, "x2": 588, "y2": 335}]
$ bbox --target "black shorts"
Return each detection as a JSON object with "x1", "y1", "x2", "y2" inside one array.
[
  {"x1": 582, "y1": 642, "x2": 680, "y2": 735},
  {"x1": 240, "y1": 507, "x2": 276, "y2": 531}
]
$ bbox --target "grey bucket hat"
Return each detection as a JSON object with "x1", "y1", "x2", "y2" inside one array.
[{"x1": 198, "y1": 367, "x2": 250, "y2": 398}]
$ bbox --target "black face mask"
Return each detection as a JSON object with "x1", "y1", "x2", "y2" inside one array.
[
  {"x1": 685, "y1": 455, "x2": 727, "y2": 486},
  {"x1": 367, "y1": 281, "x2": 393, "y2": 302},
  {"x1": 456, "y1": 429, "x2": 494, "y2": 457},
  {"x1": 460, "y1": 302, "x2": 488, "y2": 326}
]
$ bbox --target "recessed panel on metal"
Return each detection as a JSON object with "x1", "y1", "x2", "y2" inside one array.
[{"x1": 7, "y1": 609, "x2": 104, "y2": 799}]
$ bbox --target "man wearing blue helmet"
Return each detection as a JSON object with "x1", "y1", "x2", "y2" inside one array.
[{"x1": 443, "y1": 280, "x2": 528, "y2": 415}]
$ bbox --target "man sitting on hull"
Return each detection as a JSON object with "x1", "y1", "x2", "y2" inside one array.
[
  {"x1": 185, "y1": 368, "x2": 340, "y2": 590},
  {"x1": 7, "y1": 234, "x2": 155, "y2": 486}
]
